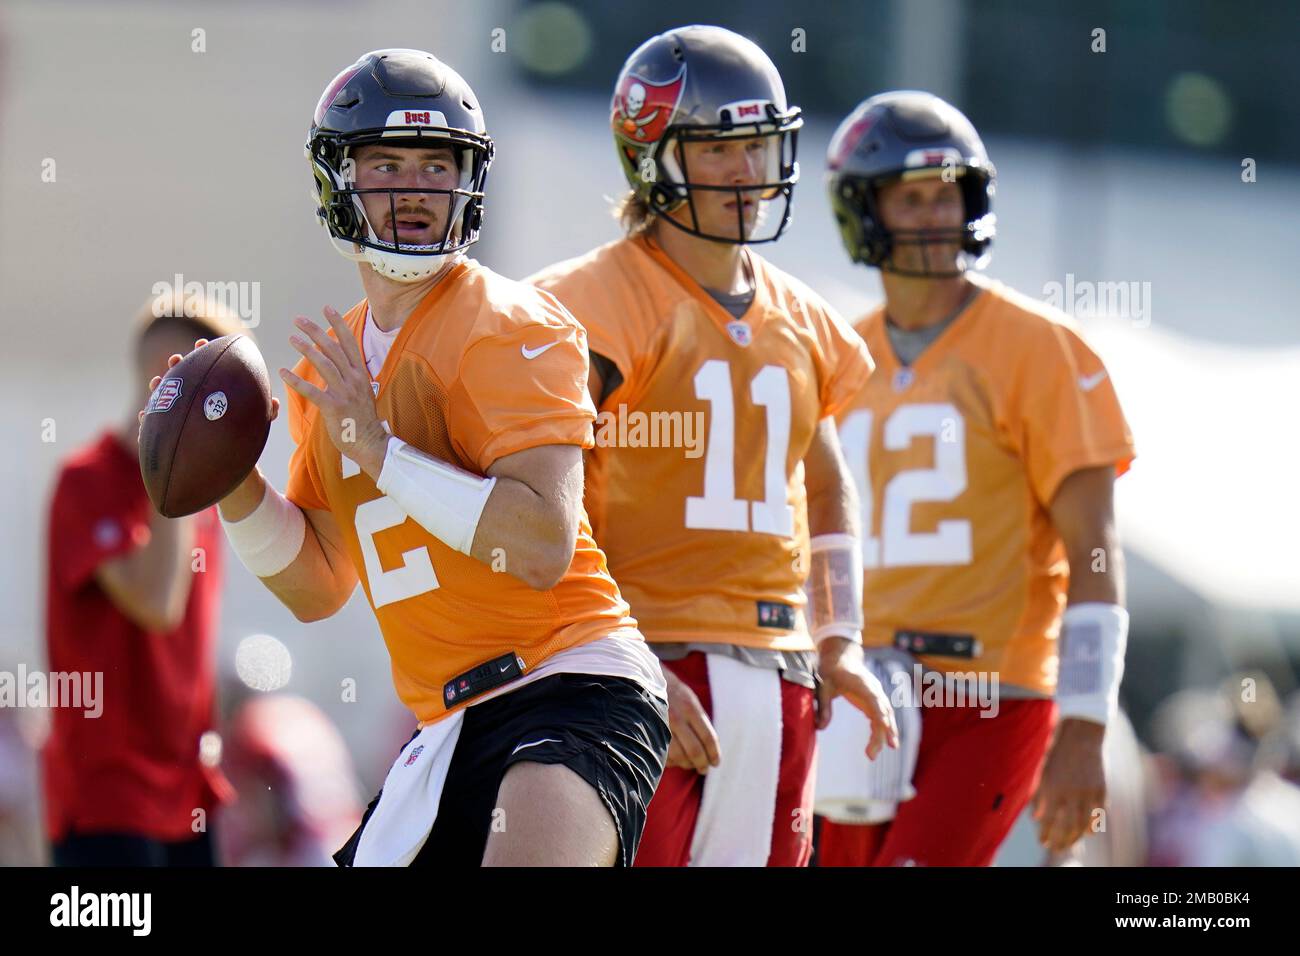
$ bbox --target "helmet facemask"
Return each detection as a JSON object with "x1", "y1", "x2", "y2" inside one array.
[
  {"x1": 835, "y1": 166, "x2": 995, "y2": 278},
  {"x1": 647, "y1": 103, "x2": 801, "y2": 245}
]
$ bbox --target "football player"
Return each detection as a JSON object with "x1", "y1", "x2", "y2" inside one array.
[
  {"x1": 813, "y1": 91, "x2": 1136, "y2": 866},
  {"x1": 530, "y1": 25, "x2": 898, "y2": 867},
  {"x1": 148, "y1": 49, "x2": 669, "y2": 867}
]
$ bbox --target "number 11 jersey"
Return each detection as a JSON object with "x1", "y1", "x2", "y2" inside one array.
[{"x1": 530, "y1": 235, "x2": 874, "y2": 651}]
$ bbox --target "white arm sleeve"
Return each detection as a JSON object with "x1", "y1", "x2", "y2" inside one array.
[
  {"x1": 375, "y1": 437, "x2": 496, "y2": 556},
  {"x1": 220, "y1": 481, "x2": 307, "y2": 578},
  {"x1": 807, "y1": 533, "x2": 865, "y2": 645},
  {"x1": 1056, "y1": 603, "x2": 1129, "y2": 725}
]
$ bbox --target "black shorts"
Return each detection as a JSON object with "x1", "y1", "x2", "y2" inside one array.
[{"x1": 335, "y1": 673, "x2": 670, "y2": 867}]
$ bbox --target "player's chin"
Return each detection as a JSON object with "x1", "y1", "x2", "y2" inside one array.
[{"x1": 711, "y1": 212, "x2": 757, "y2": 241}]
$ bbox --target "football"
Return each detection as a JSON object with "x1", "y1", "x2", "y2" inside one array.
[{"x1": 138, "y1": 334, "x2": 273, "y2": 517}]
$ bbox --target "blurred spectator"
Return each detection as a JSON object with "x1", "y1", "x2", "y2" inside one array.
[
  {"x1": 0, "y1": 699, "x2": 47, "y2": 865},
  {"x1": 217, "y1": 694, "x2": 362, "y2": 866},
  {"x1": 41, "y1": 287, "x2": 243, "y2": 866},
  {"x1": 1146, "y1": 675, "x2": 1300, "y2": 866}
]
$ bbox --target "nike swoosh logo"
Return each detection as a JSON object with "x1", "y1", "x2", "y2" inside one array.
[
  {"x1": 1079, "y1": 370, "x2": 1108, "y2": 392},
  {"x1": 521, "y1": 341, "x2": 559, "y2": 360},
  {"x1": 510, "y1": 737, "x2": 562, "y2": 756}
]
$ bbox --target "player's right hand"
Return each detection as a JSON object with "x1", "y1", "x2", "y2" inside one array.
[
  {"x1": 138, "y1": 339, "x2": 280, "y2": 430},
  {"x1": 663, "y1": 667, "x2": 721, "y2": 774}
]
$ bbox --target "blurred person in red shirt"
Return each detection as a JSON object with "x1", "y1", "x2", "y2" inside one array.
[
  {"x1": 42, "y1": 289, "x2": 243, "y2": 866},
  {"x1": 218, "y1": 693, "x2": 363, "y2": 867}
]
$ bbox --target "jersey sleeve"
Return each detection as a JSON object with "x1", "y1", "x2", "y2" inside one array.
[
  {"x1": 48, "y1": 467, "x2": 151, "y2": 593},
  {"x1": 1016, "y1": 321, "x2": 1136, "y2": 506},
  {"x1": 807, "y1": 300, "x2": 876, "y2": 418},
  {"x1": 534, "y1": 273, "x2": 640, "y2": 405},
  {"x1": 448, "y1": 300, "x2": 597, "y2": 472},
  {"x1": 284, "y1": 354, "x2": 330, "y2": 512}
]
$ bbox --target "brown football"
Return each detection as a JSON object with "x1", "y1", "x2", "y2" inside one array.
[{"x1": 138, "y1": 334, "x2": 273, "y2": 517}]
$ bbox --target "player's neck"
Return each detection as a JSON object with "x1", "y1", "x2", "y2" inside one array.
[
  {"x1": 881, "y1": 272, "x2": 978, "y2": 332},
  {"x1": 358, "y1": 258, "x2": 460, "y2": 333},
  {"x1": 648, "y1": 219, "x2": 751, "y2": 295}
]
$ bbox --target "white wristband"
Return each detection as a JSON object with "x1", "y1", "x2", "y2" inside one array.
[
  {"x1": 375, "y1": 437, "x2": 496, "y2": 556},
  {"x1": 220, "y1": 480, "x2": 307, "y2": 578},
  {"x1": 1056, "y1": 602, "x2": 1129, "y2": 725},
  {"x1": 807, "y1": 533, "x2": 865, "y2": 645}
]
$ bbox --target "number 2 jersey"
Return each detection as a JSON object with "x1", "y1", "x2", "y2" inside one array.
[
  {"x1": 835, "y1": 277, "x2": 1136, "y2": 695},
  {"x1": 529, "y1": 235, "x2": 874, "y2": 652},
  {"x1": 284, "y1": 259, "x2": 645, "y2": 725}
]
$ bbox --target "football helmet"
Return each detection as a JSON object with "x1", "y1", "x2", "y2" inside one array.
[
  {"x1": 307, "y1": 49, "x2": 494, "y2": 282},
  {"x1": 611, "y1": 25, "x2": 802, "y2": 244},
  {"x1": 826, "y1": 91, "x2": 995, "y2": 277}
]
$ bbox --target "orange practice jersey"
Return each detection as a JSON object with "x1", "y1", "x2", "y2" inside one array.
[
  {"x1": 530, "y1": 235, "x2": 874, "y2": 651},
  {"x1": 285, "y1": 260, "x2": 636, "y2": 724},
  {"x1": 836, "y1": 278, "x2": 1135, "y2": 694}
]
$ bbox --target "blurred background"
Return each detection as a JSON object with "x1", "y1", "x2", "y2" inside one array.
[{"x1": 1, "y1": 0, "x2": 1297, "y2": 865}]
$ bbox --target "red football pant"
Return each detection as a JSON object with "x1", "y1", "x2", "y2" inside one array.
[
  {"x1": 634, "y1": 651, "x2": 816, "y2": 867},
  {"x1": 817, "y1": 698, "x2": 1056, "y2": 867}
]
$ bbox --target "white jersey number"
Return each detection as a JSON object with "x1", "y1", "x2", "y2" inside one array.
[
  {"x1": 685, "y1": 359, "x2": 794, "y2": 537},
  {"x1": 839, "y1": 403, "x2": 972, "y2": 568},
  {"x1": 343, "y1": 423, "x2": 441, "y2": 607}
]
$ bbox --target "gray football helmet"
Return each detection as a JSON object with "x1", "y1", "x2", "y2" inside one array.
[
  {"x1": 826, "y1": 91, "x2": 995, "y2": 277},
  {"x1": 307, "y1": 49, "x2": 494, "y2": 282},
  {"x1": 611, "y1": 25, "x2": 802, "y2": 244}
]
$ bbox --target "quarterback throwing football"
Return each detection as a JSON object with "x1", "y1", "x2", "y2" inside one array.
[{"x1": 155, "y1": 49, "x2": 670, "y2": 867}]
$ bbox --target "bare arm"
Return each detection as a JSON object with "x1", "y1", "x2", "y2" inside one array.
[
  {"x1": 95, "y1": 509, "x2": 196, "y2": 632},
  {"x1": 1048, "y1": 464, "x2": 1124, "y2": 607},
  {"x1": 146, "y1": 341, "x2": 357, "y2": 624},
  {"x1": 470, "y1": 443, "x2": 582, "y2": 591},
  {"x1": 803, "y1": 416, "x2": 860, "y2": 540},
  {"x1": 218, "y1": 468, "x2": 358, "y2": 623},
  {"x1": 802, "y1": 417, "x2": 897, "y2": 753},
  {"x1": 1032, "y1": 463, "x2": 1124, "y2": 851}
]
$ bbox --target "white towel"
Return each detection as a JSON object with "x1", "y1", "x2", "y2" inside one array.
[
  {"x1": 353, "y1": 713, "x2": 464, "y2": 867},
  {"x1": 814, "y1": 648, "x2": 921, "y2": 824},
  {"x1": 688, "y1": 654, "x2": 783, "y2": 866}
]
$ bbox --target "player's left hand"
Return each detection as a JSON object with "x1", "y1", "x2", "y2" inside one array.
[
  {"x1": 280, "y1": 306, "x2": 390, "y2": 478},
  {"x1": 1031, "y1": 717, "x2": 1107, "y2": 853},
  {"x1": 816, "y1": 637, "x2": 900, "y2": 759}
]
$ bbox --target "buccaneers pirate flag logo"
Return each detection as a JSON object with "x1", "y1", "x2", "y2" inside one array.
[{"x1": 612, "y1": 66, "x2": 686, "y2": 146}]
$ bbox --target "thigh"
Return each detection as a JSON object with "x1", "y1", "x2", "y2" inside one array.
[
  {"x1": 635, "y1": 654, "x2": 710, "y2": 867},
  {"x1": 875, "y1": 700, "x2": 1056, "y2": 866},
  {"x1": 768, "y1": 679, "x2": 816, "y2": 866},
  {"x1": 484, "y1": 760, "x2": 619, "y2": 866},
  {"x1": 812, "y1": 816, "x2": 890, "y2": 867},
  {"x1": 53, "y1": 831, "x2": 165, "y2": 867},
  {"x1": 634, "y1": 764, "x2": 705, "y2": 867},
  {"x1": 424, "y1": 673, "x2": 669, "y2": 868}
]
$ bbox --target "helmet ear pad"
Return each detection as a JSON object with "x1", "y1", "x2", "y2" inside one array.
[{"x1": 831, "y1": 176, "x2": 892, "y2": 267}]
